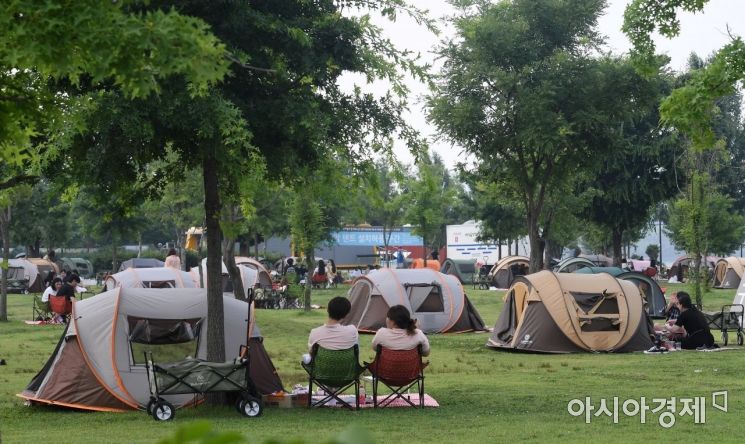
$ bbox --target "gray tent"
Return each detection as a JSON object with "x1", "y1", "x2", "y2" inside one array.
[
  {"x1": 342, "y1": 268, "x2": 486, "y2": 333},
  {"x1": 189, "y1": 258, "x2": 273, "y2": 292},
  {"x1": 554, "y1": 257, "x2": 595, "y2": 273},
  {"x1": 118, "y1": 258, "x2": 165, "y2": 272},
  {"x1": 487, "y1": 271, "x2": 654, "y2": 353},
  {"x1": 104, "y1": 267, "x2": 198, "y2": 290},
  {"x1": 18, "y1": 288, "x2": 283, "y2": 412},
  {"x1": 440, "y1": 258, "x2": 477, "y2": 284},
  {"x1": 60, "y1": 257, "x2": 95, "y2": 278}
]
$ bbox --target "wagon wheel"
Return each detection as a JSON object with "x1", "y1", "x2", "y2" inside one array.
[
  {"x1": 738, "y1": 331, "x2": 744, "y2": 346},
  {"x1": 146, "y1": 399, "x2": 157, "y2": 415},
  {"x1": 152, "y1": 400, "x2": 175, "y2": 421},
  {"x1": 722, "y1": 330, "x2": 729, "y2": 346},
  {"x1": 240, "y1": 396, "x2": 263, "y2": 418}
]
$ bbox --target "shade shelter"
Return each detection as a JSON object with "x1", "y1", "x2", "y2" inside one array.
[
  {"x1": 118, "y1": 258, "x2": 165, "y2": 272},
  {"x1": 18, "y1": 288, "x2": 283, "y2": 412},
  {"x1": 487, "y1": 271, "x2": 654, "y2": 353},
  {"x1": 575, "y1": 267, "x2": 667, "y2": 319},
  {"x1": 104, "y1": 267, "x2": 198, "y2": 290},
  {"x1": 487, "y1": 256, "x2": 529, "y2": 288},
  {"x1": 342, "y1": 268, "x2": 486, "y2": 334},
  {"x1": 440, "y1": 258, "x2": 477, "y2": 284},
  {"x1": 554, "y1": 257, "x2": 595, "y2": 273},
  {"x1": 713, "y1": 257, "x2": 745, "y2": 289}
]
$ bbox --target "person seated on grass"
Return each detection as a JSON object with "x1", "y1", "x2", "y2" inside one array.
[
  {"x1": 666, "y1": 292, "x2": 715, "y2": 349},
  {"x1": 654, "y1": 292, "x2": 683, "y2": 338},
  {"x1": 371, "y1": 305, "x2": 430, "y2": 356},
  {"x1": 307, "y1": 296, "x2": 358, "y2": 354}
]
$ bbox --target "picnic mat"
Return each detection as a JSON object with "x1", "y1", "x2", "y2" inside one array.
[
  {"x1": 24, "y1": 320, "x2": 65, "y2": 326},
  {"x1": 311, "y1": 393, "x2": 439, "y2": 408}
]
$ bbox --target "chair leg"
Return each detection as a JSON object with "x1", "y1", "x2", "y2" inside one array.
[
  {"x1": 373, "y1": 378, "x2": 378, "y2": 408},
  {"x1": 308, "y1": 378, "x2": 313, "y2": 408},
  {"x1": 419, "y1": 379, "x2": 424, "y2": 408},
  {"x1": 354, "y1": 380, "x2": 359, "y2": 411}
]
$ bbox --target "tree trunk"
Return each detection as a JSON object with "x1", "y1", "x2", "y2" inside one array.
[
  {"x1": 611, "y1": 228, "x2": 623, "y2": 267},
  {"x1": 527, "y1": 218, "x2": 545, "y2": 273},
  {"x1": 203, "y1": 148, "x2": 225, "y2": 366},
  {"x1": 224, "y1": 236, "x2": 246, "y2": 301},
  {"x1": 0, "y1": 206, "x2": 10, "y2": 321},
  {"x1": 304, "y1": 248, "x2": 314, "y2": 312},
  {"x1": 254, "y1": 233, "x2": 260, "y2": 258},
  {"x1": 422, "y1": 234, "x2": 427, "y2": 267}
]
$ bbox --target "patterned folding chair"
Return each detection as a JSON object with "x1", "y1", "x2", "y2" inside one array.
[
  {"x1": 369, "y1": 344, "x2": 428, "y2": 408},
  {"x1": 32, "y1": 295, "x2": 52, "y2": 321},
  {"x1": 302, "y1": 344, "x2": 366, "y2": 410}
]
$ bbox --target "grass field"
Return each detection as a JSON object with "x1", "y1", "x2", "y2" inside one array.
[{"x1": 0, "y1": 282, "x2": 743, "y2": 443}]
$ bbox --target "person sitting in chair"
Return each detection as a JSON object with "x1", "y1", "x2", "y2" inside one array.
[
  {"x1": 307, "y1": 296, "x2": 358, "y2": 353},
  {"x1": 371, "y1": 305, "x2": 430, "y2": 356},
  {"x1": 666, "y1": 292, "x2": 715, "y2": 349}
]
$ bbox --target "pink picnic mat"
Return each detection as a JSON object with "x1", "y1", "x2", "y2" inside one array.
[{"x1": 311, "y1": 393, "x2": 439, "y2": 408}]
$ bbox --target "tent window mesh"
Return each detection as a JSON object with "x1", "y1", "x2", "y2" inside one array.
[
  {"x1": 407, "y1": 285, "x2": 445, "y2": 313},
  {"x1": 142, "y1": 280, "x2": 176, "y2": 289},
  {"x1": 128, "y1": 317, "x2": 202, "y2": 365},
  {"x1": 570, "y1": 292, "x2": 620, "y2": 332},
  {"x1": 8, "y1": 267, "x2": 24, "y2": 280}
]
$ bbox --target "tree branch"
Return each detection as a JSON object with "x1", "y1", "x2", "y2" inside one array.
[{"x1": 0, "y1": 174, "x2": 38, "y2": 191}]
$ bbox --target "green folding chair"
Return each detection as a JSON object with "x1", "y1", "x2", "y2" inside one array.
[{"x1": 302, "y1": 344, "x2": 366, "y2": 410}]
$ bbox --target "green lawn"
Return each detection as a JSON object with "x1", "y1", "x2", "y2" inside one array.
[{"x1": 1, "y1": 282, "x2": 743, "y2": 443}]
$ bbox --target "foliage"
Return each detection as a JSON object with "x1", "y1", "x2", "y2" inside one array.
[
  {"x1": 645, "y1": 244, "x2": 660, "y2": 262},
  {"x1": 429, "y1": 0, "x2": 627, "y2": 271},
  {"x1": 579, "y1": 58, "x2": 681, "y2": 264},
  {"x1": 403, "y1": 152, "x2": 456, "y2": 259}
]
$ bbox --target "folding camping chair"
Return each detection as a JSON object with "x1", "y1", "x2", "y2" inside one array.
[
  {"x1": 368, "y1": 345, "x2": 428, "y2": 408},
  {"x1": 48, "y1": 295, "x2": 72, "y2": 322},
  {"x1": 302, "y1": 344, "x2": 366, "y2": 410},
  {"x1": 31, "y1": 295, "x2": 52, "y2": 321}
]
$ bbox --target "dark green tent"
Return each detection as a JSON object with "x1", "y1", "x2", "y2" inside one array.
[
  {"x1": 554, "y1": 257, "x2": 594, "y2": 273},
  {"x1": 574, "y1": 267, "x2": 667, "y2": 319},
  {"x1": 440, "y1": 258, "x2": 477, "y2": 284}
]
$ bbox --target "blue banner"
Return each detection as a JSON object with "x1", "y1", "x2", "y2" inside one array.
[{"x1": 331, "y1": 228, "x2": 422, "y2": 246}]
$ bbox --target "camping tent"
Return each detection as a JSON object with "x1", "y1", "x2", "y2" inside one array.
[
  {"x1": 713, "y1": 257, "x2": 745, "y2": 289},
  {"x1": 667, "y1": 255, "x2": 719, "y2": 281},
  {"x1": 2, "y1": 259, "x2": 30, "y2": 293},
  {"x1": 27, "y1": 258, "x2": 58, "y2": 289},
  {"x1": 342, "y1": 268, "x2": 486, "y2": 333},
  {"x1": 2, "y1": 258, "x2": 48, "y2": 292},
  {"x1": 18, "y1": 288, "x2": 283, "y2": 412},
  {"x1": 487, "y1": 271, "x2": 654, "y2": 353},
  {"x1": 554, "y1": 257, "x2": 595, "y2": 273},
  {"x1": 579, "y1": 254, "x2": 614, "y2": 267},
  {"x1": 59, "y1": 257, "x2": 94, "y2": 278},
  {"x1": 118, "y1": 258, "x2": 165, "y2": 272},
  {"x1": 440, "y1": 258, "x2": 477, "y2": 284},
  {"x1": 574, "y1": 267, "x2": 667, "y2": 319},
  {"x1": 189, "y1": 258, "x2": 273, "y2": 292},
  {"x1": 487, "y1": 256, "x2": 529, "y2": 288},
  {"x1": 104, "y1": 267, "x2": 198, "y2": 290},
  {"x1": 410, "y1": 258, "x2": 441, "y2": 271}
]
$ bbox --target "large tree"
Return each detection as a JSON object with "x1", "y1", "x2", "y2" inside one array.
[
  {"x1": 57, "y1": 1, "x2": 429, "y2": 365},
  {"x1": 580, "y1": 58, "x2": 682, "y2": 265},
  {"x1": 429, "y1": 0, "x2": 632, "y2": 271}
]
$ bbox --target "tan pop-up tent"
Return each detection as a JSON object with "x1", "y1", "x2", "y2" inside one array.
[
  {"x1": 487, "y1": 255, "x2": 529, "y2": 288},
  {"x1": 104, "y1": 267, "x2": 198, "y2": 290},
  {"x1": 713, "y1": 257, "x2": 745, "y2": 289},
  {"x1": 487, "y1": 271, "x2": 654, "y2": 353},
  {"x1": 18, "y1": 288, "x2": 283, "y2": 412},
  {"x1": 342, "y1": 268, "x2": 486, "y2": 333}
]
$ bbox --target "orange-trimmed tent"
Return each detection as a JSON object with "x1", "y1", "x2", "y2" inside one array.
[
  {"x1": 342, "y1": 268, "x2": 486, "y2": 333},
  {"x1": 18, "y1": 288, "x2": 283, "y2": 412}
]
